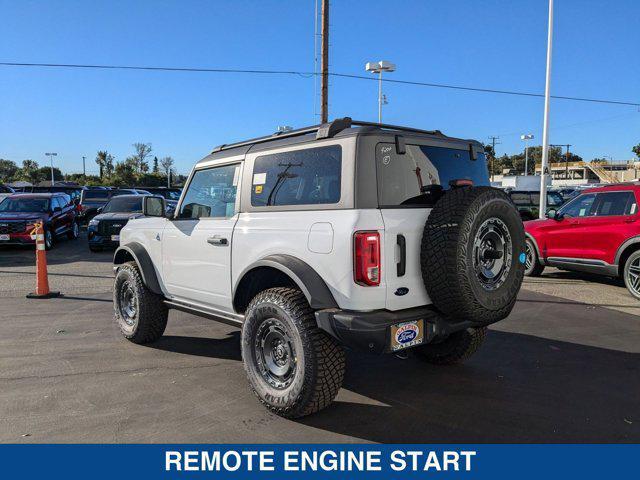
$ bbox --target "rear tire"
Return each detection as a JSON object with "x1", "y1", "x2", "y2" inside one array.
[
  {"x1": 623, "y1": 250, "x2": 640, "y2": 300},
  {"x1": 524, "y1": 238, "x2": 545, "y2": 277},
  {"x1": 241, "y1": 287, "x2": 345, "y2": 418},
  {"x1": 414, "y1": 327, "x2": 487, "y2": 365},
  {"x1": 113, "y1": 261, "x2": 168, "y2": 344}
]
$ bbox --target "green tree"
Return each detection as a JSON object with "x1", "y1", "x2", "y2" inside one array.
[
  {"x1": 20, "y1": 160, "x2": 41, "y2": 183},
  {"x1": 95, "y1": 151, "x2": 108, "y2": 178},
  {"x1": 113, "y1": 159, "x2": 137, "y2": 186},
  {"x1": 104, "y1": 153, "x2": 115, "y2": 178},
  {"x1": 160, "y1": 156, "x2": 175, "y2": 186},
  {"x1": 132, "y1": 143, "x2": 152, "y2": 173},
  {"x1": 0, "y1": 159, "x2": 19, "y2": 183},
  {"x1": 37, "y1": 166, "x2": 63, "y2": 183},
  {"x1": 152, "y1": 156, "x2": 159, "y2": 174},
  {"x1": 632, "y1": 143, "x2": 640, "y2": 160}
]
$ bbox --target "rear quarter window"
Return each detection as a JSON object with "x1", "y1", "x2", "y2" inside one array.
[
  {"x1": 251, "y1": 145, "x2": 341, "y2": 207},
  {"x1": 376, "y1": 143, "x2": 489, "y2": 207}
]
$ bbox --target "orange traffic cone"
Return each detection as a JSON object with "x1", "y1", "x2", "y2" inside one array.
[{"x1": 26, "y1": 221, "x2": 60, "y2": 299}]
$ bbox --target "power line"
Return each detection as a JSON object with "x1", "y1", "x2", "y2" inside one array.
[{"x1": 0, "y1": 61, "x2": 638, "y2": 107}]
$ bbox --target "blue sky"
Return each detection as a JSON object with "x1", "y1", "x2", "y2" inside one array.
[{"x1": 0, "y1": 0, "x2": 638, "y2": 176}]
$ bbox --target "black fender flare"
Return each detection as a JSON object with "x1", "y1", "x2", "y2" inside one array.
[
  {"x1": 113, "y1": 242, "x2": 163, "y2": 295},
  {"x1": 234, "y1": 254, "x2": 338, "y2": 310}
]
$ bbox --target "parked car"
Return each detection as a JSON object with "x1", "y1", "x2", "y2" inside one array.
[
  {"x1": 111, "y1": 118, "x2": 526, "y2": 418},
  {"x1": 0, "y1": 193, "x2": 79, "y2": 249},
  {"x1": 506, "y1": 189, "x2": 565, "y2": 221},
  {"x1": 524, "y1": 183, "x2": 640, "y2": 298},
  {"x1": 79, "y1": 188, "x2": 146, "y2": 224},
  {"x1": 0, "y1": 184, "x2": 15, "y2": 203},
  {"x1": 87, "y1": 194, "x2": 163, "y2": 252},
  {"x1": 135, "y1": 187, "x2": 182, "y2": 215}
]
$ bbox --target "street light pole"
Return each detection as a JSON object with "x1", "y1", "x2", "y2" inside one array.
[
  {"x1": 539, "y1": 0, "x2": 554, "y2": 219},
  {"x1": 82, "y1": 156, "x2": 86, "y2": 182},
  {"x1": 45, "y1": 152, "x2": 57, "y2": 186},
  {"x1": 521, "y1": 134, "x2": 534, "y2": 176},
  {"x1": 366, "y1": 61, "x2": 396, "y2": 123}
]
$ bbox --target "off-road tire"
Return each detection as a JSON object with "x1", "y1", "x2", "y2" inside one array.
[
  {"x1": 524, "y1": 238, "x2": 545, "y2": 277},
  {"x1": 113, "y1": 261, "x2": 168, "y2": 344},
  {"x1": 421, "y1": 186, "x2": 525, "y2": 323},
  {"x1": 67, "y1": 221, "x2": 79, "y2": 240},
  {"x1": 414, "y1": 327, "x2": 487, "y2": 365},
  {"x1": 241, "y1": 287, "x2": 345, "y2": 418}
]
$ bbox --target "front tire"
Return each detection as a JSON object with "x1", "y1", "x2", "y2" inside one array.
[
  {"x1": 414, "y1": 327, "x2": 487, "y2": 365},
  {"x1": 241, "y1": 287, "x2": 345, "y2": 418},
  {"x1": 524, "y1": 238, "x2": 545, "y2": 277},
  {"x1": 623, "y1": 250, "x2": 640, "y2": 300},
  {"x1": 113, "y1": 261, "x2": 168, "y2": 344}
]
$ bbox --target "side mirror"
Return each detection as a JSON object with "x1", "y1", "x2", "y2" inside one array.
[
  {"x1": 96, "y1": 207, "x2": 103, "y2": 213},
  {"x1": 143, "y1": 196, "x2": 166, "y2": 217},
  {"x1": 546, "y1": 208, "x2": 562, "y2": 220}
]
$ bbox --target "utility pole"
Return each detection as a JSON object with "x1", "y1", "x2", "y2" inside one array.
[
  {"x1": 488, "y1": 136, "x2": 501, "y2": 182},
  {"x1": 82, "y1": 156, "x2": 86, "y2": 182},
  {"x1": 551, "y1": 144, "x2": 571, "y2": 181},
  {"x1": 320, "y1": 0, "x2": 329, "y2": 124}
]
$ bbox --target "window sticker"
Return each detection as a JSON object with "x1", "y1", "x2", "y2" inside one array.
[
  {"x1": 255, "y1": 185, "x2": 263, "y2": 194},
  {"x1": 253, "y1": 172, "x2": 267, "y2": 185},
  {"x1": 579, "y1": 208, "x2": 587, "y2": 216},
  {"x1": 631, "y1": 203, "x2": 637, "y2": 215}
]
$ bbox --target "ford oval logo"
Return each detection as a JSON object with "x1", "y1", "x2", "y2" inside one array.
[
  {"x1": 394, "y1": 287, "x2": 409, "y2": 296},
  {"x1": 395, "y1": 323, "x2": 419, "y2": 344}
]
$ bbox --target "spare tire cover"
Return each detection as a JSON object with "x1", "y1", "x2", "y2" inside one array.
[{"x1": 420, "y1": 186, "x2": 525, "y2": 323}]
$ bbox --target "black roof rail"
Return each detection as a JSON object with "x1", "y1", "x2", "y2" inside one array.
[
  {"x1": 210, "y1": 117, "x2": 447, "y2": 154},
  {"x1": 350, "y1": 120, "x2": 444, "y2": 137},
  {"x1": 211, "y1": 117, "x2": 354, "y2": 153}
]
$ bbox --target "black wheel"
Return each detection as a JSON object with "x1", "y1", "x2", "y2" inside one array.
[
  {"x1": 414, "y1": 327, "x2": 487, "y2": 365},
  {"x1": 421, "y1": 186, "x2": 526, "y2": 323},
  {"x1": 113, "y1": 261, "x2": 168, "y2": 344},
  {"x1": 67, "y1": 221, "x2": 79, "y2": 240},
  {"x1": 43, "y1": 228, "x2": 53, "y2": 250},
  {"x1": 524, "y1": 238, "x2": 545, "y2": 277},
  {"x1": 241, "y1": 287, "x2": 345, "y2": 418},
  {"x1": 623, "y1": 250, "x2": 640, "y2": 300}
]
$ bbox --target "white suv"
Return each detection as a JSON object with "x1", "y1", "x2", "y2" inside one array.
[{"x1": 112, "y1": 118, "x2": 525, "y2": 417}]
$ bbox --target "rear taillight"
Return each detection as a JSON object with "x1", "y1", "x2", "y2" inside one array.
[{"x1": 354, "y1": 231, "x2": 381, "y2": 286}]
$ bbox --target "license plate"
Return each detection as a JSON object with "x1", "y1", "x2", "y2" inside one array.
[
  {"x1": 0, "y1": 234, "x2": 9, "y2": 241},
  {"x1": 390, "y1": 319, "x2": 424, "y2": 351},
  {"x1": 111, "y1": 235, "x2": 120, "y2": 242}
]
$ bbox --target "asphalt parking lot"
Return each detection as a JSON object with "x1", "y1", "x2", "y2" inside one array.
[{"x1": 1, "y1": 234, "x2": 639, "y2": 443}]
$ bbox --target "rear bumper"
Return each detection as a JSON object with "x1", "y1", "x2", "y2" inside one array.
[{"x1": 315, "y1": 306, "x2": 481, "y2": 354}]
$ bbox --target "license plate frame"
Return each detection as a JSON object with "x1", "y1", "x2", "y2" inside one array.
[
  {"x1": 0, "y1": 234, "x2": 9, "y2": 241},
  {"x1": 390, "y1": 319, "x2": 425, "y2": 351},
  {"x1": 111, "y1": 235, "x2": 120, "y2": 242}
]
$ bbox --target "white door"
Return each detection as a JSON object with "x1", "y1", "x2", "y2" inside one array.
[{"x1": 162, "y1": 162, "x2": 242, "y2": 311}]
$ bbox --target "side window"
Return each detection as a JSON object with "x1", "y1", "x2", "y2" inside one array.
[
  {"x1": 251, "y1": 145, "x2": 341, "y2": 207},
  {"x1": 51, "y1": 197, "x2": 60, "y2": 210},
  {"x1": 559, "y1": 193, "x2": 596, "y2": 218},
  {"x1": 511, "y1": 192, "x2": 532, "y2": 206},
  {"x1": 178, "y1": 164, "x2": 240, "y2": 219},
  {"x1": 592, "y1": 191, "x2": 636, "y2": 217}
]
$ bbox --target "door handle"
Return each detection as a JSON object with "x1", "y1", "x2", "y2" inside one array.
[
  {"x1": 396, "y1": 234, "x2": 406, "y2": 277},
  {"x1": 207, "y1": 236, "x2": 228, "y2": 246}
]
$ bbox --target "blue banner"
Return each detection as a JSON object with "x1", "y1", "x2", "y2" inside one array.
[{"x1": 0, "y1": 444, "x2": 637, "y2": 479}]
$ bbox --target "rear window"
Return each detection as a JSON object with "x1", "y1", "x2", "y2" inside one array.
[
  {"x1": 376, "y1": 143, "x2": 489, "y2": 207},
  {"x1": 84, "y1": 191, "x2": 110, "y2": 200},
  {"x1": 251, "y1": 145, "x2": 341, "y2": 207}
]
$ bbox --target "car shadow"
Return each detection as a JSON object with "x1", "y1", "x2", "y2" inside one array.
[
  {"x1": 142, "y1": 329, "x2": 640, "y2": 442},
  {"x1": 537, "y1": 269, "x2": 625, "y2": 287},
  {"x1": 146, "y1": 332, "x2": 242, "y2": 361},
  {"x1": 297, "y1": 330, "x2": 640, "y2": 442}
]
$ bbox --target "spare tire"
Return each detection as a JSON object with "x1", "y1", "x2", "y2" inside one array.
[{"x1": 420, "y1": 186, "x2": 525, "y2": 324}]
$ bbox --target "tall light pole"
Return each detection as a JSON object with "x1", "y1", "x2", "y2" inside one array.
[
  {"x1": 521, "y1": 134, "x2": 534, "y2": 176},
  {"x1": 539, "y1": 0, "x2": 554, "y2": 219},
  {"x1": 82, "y1": 156, "x2": 86, "y2": 182},
  {"x1": 45, "y1": 152, "x2": 57, "y2": 185},
  {"x1": 365, "y1": 61, "x2": 396, "y2": 123}
]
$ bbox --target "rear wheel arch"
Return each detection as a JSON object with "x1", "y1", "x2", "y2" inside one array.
[
  {"x1": 233, "y1": 255, "x2": 338, "y2": 314},
  {"x1": 617, "y1": 240, "x2": 640, "y2": 277}
]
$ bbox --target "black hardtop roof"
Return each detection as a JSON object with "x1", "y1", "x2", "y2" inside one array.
[{"x1": 197, "y1": 117, "x2": 482, "y2": 165}]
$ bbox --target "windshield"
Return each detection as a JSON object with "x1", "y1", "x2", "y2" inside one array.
[
  {"x1": 102, "y1": 196, "x2": 143, "y2": 213},
  {"x1": 0, "y1": 197, "x2": 50, "y2": 213}
]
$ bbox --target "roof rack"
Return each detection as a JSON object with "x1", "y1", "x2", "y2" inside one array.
[{"x1": 210, "y1": 117, "x2": 444, "y2": 153}]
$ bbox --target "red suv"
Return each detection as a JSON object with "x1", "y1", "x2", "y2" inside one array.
[
  {"x1": 0, "y1": 193, "x2": 79, "y2": 250},
  {"x1": 524, "y1": 183, "x2": 640, "y2": 298}
]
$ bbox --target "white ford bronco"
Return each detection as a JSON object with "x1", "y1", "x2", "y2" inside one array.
[{"x1": 112, "y1": 118, "x2": 525, "y2": 417}]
